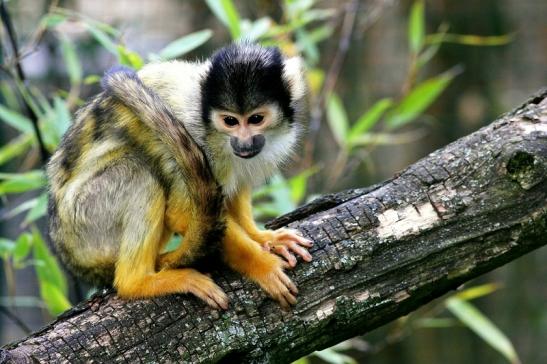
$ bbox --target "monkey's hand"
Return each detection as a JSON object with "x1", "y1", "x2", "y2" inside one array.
[
  {"x1": 261, "y1": 228, "x2": 313, "y2": 268},
  {"x1": 254, "y1": 259, "x2": 299, "y2": 309}
]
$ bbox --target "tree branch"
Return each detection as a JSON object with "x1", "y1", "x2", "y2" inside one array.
[{"x1": 1, "y1": 90, "x2": 546, "y2": 363}]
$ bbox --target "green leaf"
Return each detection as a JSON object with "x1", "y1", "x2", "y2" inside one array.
[
  {"x1": 41, "y1": 13, "x2": 66, "y2": 28},
  {"x1": 246, "y1": 18, "x2": 272, "y2": 41},
  {"x1": 414, "y1": 317, "x2": 458, "y2": 328},
  {"x1": 117, "y1": 46, "x2": 144, "y2": 69},
  {"x1": 0, "y1": 238, "x2": 15, "y2": 256},
  {"x1": 0, "y1": 104, "x2": 33, "y2": 133},
  {"x1": 446, "y1": 297, "x2": 521, "y2": 364},
  {"x1": 0, "y1": 133, "x2": 33, "y2": 166},
  {"x1": 40, "y1": 280, "x2": 72, "y2": 315},
  {"x1": 255, "y1": 174, "x2": 297, "y2": 216},
  {"x1": 24, "y1": 193, "x2": 48, "y2": 225},
  {"x1": 206, "y1": 0, "x2": 241, "y2": 39},
  {"x1": 291, "y1": 357, "x2": 311, "y2": 364},
  {"x1": 59, "y1": 35, "x2": 82, "y2": 86},
  {"x1": 13, "y1": 233, "x2": 33, "y2": 264},
  {"x1": 314, "y1": 348, "x2": 357, "y2": 364},
  {"x1": 163, "y1": 234, "x2": 183, "y2": 253},
  {"x1": 326, "y1": 93, "x2": 349, "y2": 147},
  {"x1": 83, "y1": 75, "x2": 101, "y2": 85},
  {"x1": 0, "y1": 170, "x2": 45, "y2": 180},
  {"x1": 409, "y1": 0, "x2": 425, "y2": 54},
  {"x1": 205, "y1": 0, "x2": 229, "y2": 25},
  {"x1": 453, "y1": 283, "x2": 501, "y2": 301},
  {"x1": 417, "y1": 22, "x2": 449, "y2": 68},
  {"x1": 386, "y1": 67, "x2": 461, "y2": 128},
  {"x1": 296, "y1": 29, "x2": 319, "y2": 65},
  {"x1": 0, "y1": 81, "x2": 21, "y2": 110},
  {"x1": 4, "y1": 195, "x2": 40, "y2": 219},
  {"x1": 0, "y1": 170, "x2": 47, "y2": 195},
  {"x1": 53, "y1": 96, "x2": 72, "y2": 138},
  {"x1": 32, "y1": 228, "x2": 68, "y2": 297},
  {"x1": 85, "y1": 23, "x2": 119, "y2": 55},
  {"x1": 306, "y1": 25, "x2": 334, "y2": 44},
  {"x1": 288, "y1": 167, "x2": 320, "y2": 204},
  {"x1": 156, "y1": 29, "x2": 213, "y2": 61},
  {"x1": 348, "y1": 98, "x2": 393, "y2": 141},
  {"x1": 221, "y1": 0, "x2": 242, "y2": 39},
  {"x1": 347, "y1": 130, "x2": 426, "y2": 147},
  {"x1": 426, "y1": 33, "x2": 514, "y2": 46}
]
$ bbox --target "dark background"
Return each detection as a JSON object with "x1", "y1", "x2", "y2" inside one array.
[{"x1": 0, "y1": 1, "x2": 545, "y2": 363}]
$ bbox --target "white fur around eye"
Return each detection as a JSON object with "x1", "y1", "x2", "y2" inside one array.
[{"x1": 282, "y1": 57, "x2": 306, "y2": 101}]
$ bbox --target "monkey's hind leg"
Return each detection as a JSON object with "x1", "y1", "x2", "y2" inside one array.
[{"x1": 113, "y1": 178, "x2": 228, "y2": 309}]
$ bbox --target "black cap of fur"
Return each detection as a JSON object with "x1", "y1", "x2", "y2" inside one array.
[{"x1": 201, "y1": 43, "x2": 294, "y2": 124}]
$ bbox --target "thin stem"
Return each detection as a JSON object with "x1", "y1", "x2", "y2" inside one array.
[
  {"x1": 303, "y1": 0, "x2": 359, "y2": 168},
  {"x1": 0, "y1": 0, "x2": 50, "y2": 163},
  {"x1": 0, "y1": 306, "x2": 32, "y2": 334}
]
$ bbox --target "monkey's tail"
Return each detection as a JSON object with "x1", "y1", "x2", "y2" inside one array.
[{"x1": 100, "y1": 66, "x2": 221, "y2": 207}]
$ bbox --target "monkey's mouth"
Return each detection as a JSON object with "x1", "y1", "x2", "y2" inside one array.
[{"x1": 234, "y1": 150, "x2": 261, "y2": 159}]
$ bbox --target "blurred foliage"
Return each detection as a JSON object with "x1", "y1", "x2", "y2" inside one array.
[{"x1": 0, "y1": 0, "x2": 518, "y2": 361}]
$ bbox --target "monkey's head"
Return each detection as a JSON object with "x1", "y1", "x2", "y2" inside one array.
[{"x1": 201, "y1": 43, "x2": 307, "y2": 161}]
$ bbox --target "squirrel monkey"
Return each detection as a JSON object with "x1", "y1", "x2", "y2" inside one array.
[{"x1": 47, "y1": 43, "x2": 312, "y2": 309}]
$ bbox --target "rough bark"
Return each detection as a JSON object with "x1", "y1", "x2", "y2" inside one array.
[{"x1": 2, "y1": 90, "x2": 546, "y2": 364}]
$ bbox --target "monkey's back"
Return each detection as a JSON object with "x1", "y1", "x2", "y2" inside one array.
[{"x1": 47, "y1": 95, "x2": 180, "y2": 285}]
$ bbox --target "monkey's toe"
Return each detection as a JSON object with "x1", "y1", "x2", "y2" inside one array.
[{"x1": 266, "y1": 228, "x2": 313, "y2": 266}]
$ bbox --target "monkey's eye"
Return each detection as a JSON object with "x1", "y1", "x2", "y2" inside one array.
[
  {"x1": 223, "y1": 116, "x2": 239, "y2": 127},
  {"x1": 248, "y1": 114, "x2": 264, "y2": 125}
]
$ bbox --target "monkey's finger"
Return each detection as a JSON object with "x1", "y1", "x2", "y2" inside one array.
[
  {"x1": 209, "y1": 289, "x2": 229, "y2": 310},
  {"x1": 275, "y1": 229, "x2": 313, "y2": 247},
  {"x1": 261, "y1": 241, "x2": 269, "y2": 252},
  {"x1": 283, "y1": 241, "x2": 313, "y2": 262},
  {"x1": 273, "y1": 245, "x2": 297, "y2": 267},
  {"x1": 276, "y1": 294, "x2": 291, "y2": 310},
  {"x1": 276, "y1": 269, "x2": 298, "y2": 295}
]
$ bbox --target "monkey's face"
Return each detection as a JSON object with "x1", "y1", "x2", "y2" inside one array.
[
  {"x1": 201, "y1": 43, "x2": 308, "y2": 166},
  {"x1": 210, "y1": 104, "x2": 281, "y2": 159}
]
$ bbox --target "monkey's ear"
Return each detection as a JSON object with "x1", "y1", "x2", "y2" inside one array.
[{"x1": 282, "y1": 57, "x2": 307, "y2": 101}]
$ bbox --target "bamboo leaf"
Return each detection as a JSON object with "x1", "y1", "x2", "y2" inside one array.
[
  {"x1": 386, "y1": 67, "x2": 461, "y2": 128},
  {"x1": 0, "y1": 238, "x2": 15, "y2": 256},
  {"x1": 53, "y1": 96, "x2": 72, "y2": 138},
  {"x1": 24, "y1": 193, "x2": 48, "y2": 225},
  {"x1": 32, "y1": 228, "x2": 69, "y2": 300},
  {"x1": 205, "y1": 0, "x2": 241, "y2": 39},
  {"x1": 156, "y1": 29, "x2": 213, "y2": 60},
  {"x1": 348, "y1": 98, "x2": 393, "y2": 141},
  {"x1": 59, "y1": 35, "x2": 82, "y2": 86},
  {"x1": 85, "y1": 23, "x2": 119, "y2": 55},
  {"x1": 409, "y1": 0, "x2": 425, "y2": 54},
  {"x1": 117, "y1": 46, "x2": 144, "y2": 69},
  {"x1": 13, "y1": 233, "x2": 33, "y2": 264},
  {"x1": 41, "y1": 13, "x2": 66, "y2": 28},
  {"x1": 454, "y1": 283, "x2": 501, "y2": 301},
  {"x1": 4, "y1": 196, "x2": 39, "y2": 220},
  {"x1": 0, "y1": 133, "x2": 33, "y2": 166},
  {"x1": 326, "y1": 93, "x2": 349, "y2": 148},
  {"x1": 446, "y1": 297, "x2": 521, "y2": 364},
  {"x1": 314, "y1": 348, "x2": 357, "y2": 364},
  {"x1": 0, "y1": 170, "x2": 47, "y2": 195},
  {"x1": 246, "y1": 18, "x2": 272, "y2": 41},
  {"x1": 426, "y1": 33, "x2": 514, "y2": 46},
  {"x1": 39, "y1": 281, "x2": 72, "y2": 315},
  {"x1": 0, "y1": 105, "x2": 33, "y2": 133}
]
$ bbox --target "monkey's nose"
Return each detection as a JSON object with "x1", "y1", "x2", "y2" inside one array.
[{"x1": 230, "y1": 135, "x2": 265, "y2": 159}]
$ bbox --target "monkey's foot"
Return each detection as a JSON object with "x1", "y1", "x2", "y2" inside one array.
[
  {"x1": 263, "y1": 228, "x2": 313, "y2": 268},
  {"x1": 254, "y1": 261, "x2": 298, "y2": 309},
  {"x1": 182, "y1": 270, "x2": 229, "y2": 310}
]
